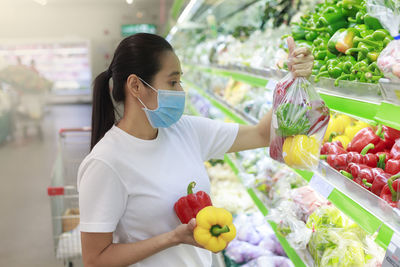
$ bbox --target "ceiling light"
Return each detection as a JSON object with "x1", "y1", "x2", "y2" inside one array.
[
  {"x1": 34, "y1": 0, "x2": 47, "y2": 5},
  {"x1": 126, "y1": 0, "x2": 134, "y2": 4}
]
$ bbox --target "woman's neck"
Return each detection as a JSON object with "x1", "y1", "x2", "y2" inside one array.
[{"x1": 117, "y1": 100, "x2": 158, "y2": 140}]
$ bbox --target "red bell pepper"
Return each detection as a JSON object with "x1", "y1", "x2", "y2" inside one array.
[
  {"x1": 380, "y1": 173, "x2": 400, "y2": 208},
  {"x1": 382, "y1": 126, "x2": 400, "y2": 149},
  {"x1": 347, "y1": 143, "x2": 381, "y2": 168},
  {"x1": 347, "y1": 126, "x2": 383, "y2": 153},
  {"x1": 370, "y1": 169, "x2": 391, "y2": 196},
  {"x1": 390, "y1": 139, "x2": 400, "y2": 160},
  {"x1": 347, "y1": 151, "x2": 363, "y2": 165},
  {"x1": 386, "y1": 159, "x2": 400, "y2": 175},
  {"x1": 346, "y1": 163, "x2": 371, "y2": 180},
  {"x1": 273, "y1": 78, "x2": 295, "y2": 109},
  {"x1": 320, "y1": 141, "x2": 346, "y2": 155},
  {"x1": 270, "y1": 136, "x2": 285, "y2": 162},
  {"x1": 174, "y1": 182, "x2": 212, "y2": 224},
  {"x1": 323, "y1": 153, "x2": 348, "y2": 171}
]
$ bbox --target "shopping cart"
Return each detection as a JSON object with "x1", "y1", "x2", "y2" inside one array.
[{"x1": 48, "y1": 127, "x2": 91, "y2": 267}]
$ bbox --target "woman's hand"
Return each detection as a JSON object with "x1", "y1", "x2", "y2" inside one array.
[
  {"x1": 287, "y1": 36, "x2": 314, "y2": 78},
  {"x1": 172, "y1": 218, "x2": 202, "y2": 248}
]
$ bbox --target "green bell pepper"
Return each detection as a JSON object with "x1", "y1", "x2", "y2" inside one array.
[
  {"x1": 313, "y1": 49, "x2": 327, "y2": 60},
  {"x1": 291, "y1": 24, "x2": 307, "y2": 40},
  {"x1": 313, "y1": 36, "x2": 329, "y2": 48},
  {"x1": 364, "y1": 14, "x2": 383, "y2": 30},
  {"x1": 305, "y1": 31, "x2": 319, "y2": 41}
]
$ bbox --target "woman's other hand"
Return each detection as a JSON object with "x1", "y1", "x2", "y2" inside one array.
[
  {"x1": 173, "y1": 218, "x2": 202, "y2": 248},
  {"x1": 287, "y1": 36, "x2": 314, "y2": 78}
]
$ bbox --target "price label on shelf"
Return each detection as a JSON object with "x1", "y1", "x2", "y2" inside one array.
[
  {"x1": 383, "y1": 232, "x2": 400, "y2": 267},
  {"x1": 309, "y1": 173, "x2": 334, "y2": 199},
  {"x1": 265, "y1": 80, "x2": 277, "y2": 90}
]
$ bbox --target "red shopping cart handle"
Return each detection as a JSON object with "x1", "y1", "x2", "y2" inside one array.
[
  {"x1": 59, "y1": 127, "x2": 91, "y2": 136},
  {"x1": 47, "y1": 187, "x2": 64, "y2": 196}
]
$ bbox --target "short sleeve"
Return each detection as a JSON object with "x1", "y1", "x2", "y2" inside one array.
[
  {"x1": 186, "y1": 116, "x2": 239, "y2": 161},
  {"x1": 77, "y1": 158, "x2": 128, "y2": 233}
]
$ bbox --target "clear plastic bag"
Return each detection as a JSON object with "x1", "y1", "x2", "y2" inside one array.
[
  {"x1": 269, "y1": 73, "x2": 330, "y2": 170},
  {"x1": 367, "y1": 0, "x2": 400, "y2": 81}
]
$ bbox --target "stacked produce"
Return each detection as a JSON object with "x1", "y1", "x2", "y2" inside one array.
[
  {"x1": 290, "y1": 0, "x2": 393, "y2": 85},
  {"x1": 224, "y1": 213, "x2": 292, "y2": 267},
  {"x1": 320, "y1": 114, "x2": 400, "y2": 208},
  {"x1": 205, "y1": 162, "x2": 256, "y2": 214},
  {"x1": 306, "y1": 205, "x2": 384, "y2": 266}
]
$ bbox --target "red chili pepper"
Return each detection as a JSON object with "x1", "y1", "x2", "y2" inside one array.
[
  {"x1": 380, "y1": 173, "x2": 400, "y2": 208},
  {"x1": 370, "y1": 170, "x2": 391, "y2": 196},
  {"x1": 174, "y1": 182, "x2": 212, "y2": 224},
  {"x1": 390, "y1": 139, "x2": 400, "y2": 160},
  {"x1": 320, "y1": 141, "x2": 346, "y2": 155},
  {"x1": 382, "y1": 126, "x2": 400, "y2": 149},
  {"x1": 270, "y1": 136, "x2": 285, "y2": 162},
  {"x1": 386, "y1": 159, "x2": 400, "y2": 175},
  {"x1": 347, "y1": 126, "x2": 383, "y2": 153},
  {"x1": 323, "y1": 153, "x2": 348, "y2": 171}
]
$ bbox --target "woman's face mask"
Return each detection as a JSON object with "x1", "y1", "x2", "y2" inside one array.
[{"x1": 137, "y1": 77, "x2": 186, "y2": 128}]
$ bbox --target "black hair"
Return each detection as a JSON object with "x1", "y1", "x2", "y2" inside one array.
[{"x1": 90, "y1": 33, "x2": 173, "y2": 150}]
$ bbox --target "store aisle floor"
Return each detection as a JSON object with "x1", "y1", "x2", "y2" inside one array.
[{"x1": 0, "y1": 104, "x2": 91, "y2": 267}]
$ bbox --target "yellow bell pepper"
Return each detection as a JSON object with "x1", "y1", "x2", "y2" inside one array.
[
  {"x1": 323, "y1": 114, "x2": 353, "y2": 142},
  {"x1": 282, "y1": 135, "x2": 319, "y2": 169},
  {"x1": 344, "y1": 121, "x2": 371, "y2": 140},
  {"x1": 193, "y1": 206, "x2": 236, "y2": 253},
  {"x1": 332, "y1": 135, "x2": 351, "y2": 150}
]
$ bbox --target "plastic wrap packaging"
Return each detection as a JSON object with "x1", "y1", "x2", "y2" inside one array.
[
  {"x1": 367, "y1": 0, "x2": 400, "y2": 81},
  {"x1": 306, "y1": 205, "x2": 385, "y2": 267},
  {"x1": 225, "y1": 213, "x2": 287, "y2": 264},
  {"x1": 269, "y1": 73, "x2": 330, "y2": 170},
  {"x1": 265, "y1": 200, "x2": 312, "y2": 250},
  {"x1": 291, "y1": 186, "x2": 330, "y2": 221}
]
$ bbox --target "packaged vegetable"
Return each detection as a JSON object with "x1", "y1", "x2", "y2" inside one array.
[
  {"x1": 270, "y1": 73, "x2": 330, "y2": 170},
  {"x1": 367, "y1": 0, "x2": 400, "y2": 81}
]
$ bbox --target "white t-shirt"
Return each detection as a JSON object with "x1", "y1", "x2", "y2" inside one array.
[{"x1": 77, "y1": 115, "x2": 239, "y2": 267}]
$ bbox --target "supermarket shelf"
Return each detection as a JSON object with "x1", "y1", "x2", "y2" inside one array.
[
  {"x1": 295, "y1": 164, "x2": 399, "y2": 250},
  {"x1": 183, "y1": 78, "x2": 258, "y2": 125},
  {"x1": 224, "y1": 154, "x2": 308, "y2": 267},
  {"x1": 184, "y1": 63, "x2": 400, "y2": 130},
  {"x1": 186, "y1": 78, "x2": 400, "y2": 251}
]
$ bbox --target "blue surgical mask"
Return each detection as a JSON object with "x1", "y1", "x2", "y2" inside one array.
[{"x1": 137, "y1": 77, "x2": 186, "y2": 128}]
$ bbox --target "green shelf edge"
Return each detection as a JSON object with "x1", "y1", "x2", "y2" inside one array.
[
  {"x1": 185, "y1": 64, "x2": 400, "y2": 131},
  {"x1": 224, "y1": 155, "x2": 306, "y2": 267},
  {"x1": 170, "y1": 0, "x2": 186, "y2": 20},
  {"x1": 185, "y1": 64, "x2": 268, "y2": 88}
]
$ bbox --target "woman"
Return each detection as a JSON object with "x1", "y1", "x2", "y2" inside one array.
[{"x1": 78, "y1": 33, "x2": 313, "y2": 267}]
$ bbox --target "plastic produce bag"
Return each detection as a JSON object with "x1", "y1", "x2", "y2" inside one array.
[
  {"x1": 270, "y1": 73, "x2": 330, "y2": 170},
  {"x1": 367, "y1": 0, "x2": 400, "y2": 81}
]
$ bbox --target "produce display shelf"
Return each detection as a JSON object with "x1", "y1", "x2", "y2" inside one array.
[
  {"x1": 183, "y1": 79, "x2": 258, "y2": 125},
  {"x1": 224, "y1": 154, "x2": 307, "y2": 267},
  {"x1": 185, "y1": 77, "x2": 400, "y2": 251},
  {"x1": 183, "y1": 63, "x2": 400, "y2": 131}
]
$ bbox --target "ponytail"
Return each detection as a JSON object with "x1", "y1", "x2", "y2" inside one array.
[{"x1": 90, "y1": 70, "x2": 115, "y2": 150}]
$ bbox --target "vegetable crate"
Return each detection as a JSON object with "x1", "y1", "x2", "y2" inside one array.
[{"x1": 47, "y1": 127, "x2": 91, "y2": 266}]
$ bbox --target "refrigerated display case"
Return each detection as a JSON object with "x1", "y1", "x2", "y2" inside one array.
[{"x1": 172, "y1": 0, "x2": 400, "y2": 266}]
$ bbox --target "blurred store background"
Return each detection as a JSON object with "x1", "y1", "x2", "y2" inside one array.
[{"x1": 0, "y1": 1, "x2": 180, "y2": 266}]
